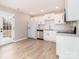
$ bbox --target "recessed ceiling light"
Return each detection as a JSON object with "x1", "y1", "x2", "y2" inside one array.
[
  {"x1": 41, "y1": 10, "x2": 44, "y2": 12},
  {"x1": 29, "y1": 12, "x2": 35, "y2": 14},
  {"x1": 44, "y1": 14, "x2": 48, "y2": 16},
  {"x1": 56, "y1": 6, "x2": 59, "y2": 9}
]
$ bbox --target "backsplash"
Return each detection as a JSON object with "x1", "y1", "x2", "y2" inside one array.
[
  {"x1": 44, "y1": 20, "x2": 74, "y2": 32},
  {"x1": 53, "y1": 23, "x2": 74, "y2": 32}
]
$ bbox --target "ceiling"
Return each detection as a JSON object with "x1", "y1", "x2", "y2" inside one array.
[{"x1": 0, "y1": 0, "x2": 64, "y2": 16}]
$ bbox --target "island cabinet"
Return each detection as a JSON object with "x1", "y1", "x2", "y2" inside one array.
[
  {"x1": 56, "y1": 34, "x2": 79, "y2": 56},
  {"x1": 43, "y1": 30, "x2": 56, "y2": 42},
  {"x1": 65, "y1": 0, "x2": 79, "y2": 21}
]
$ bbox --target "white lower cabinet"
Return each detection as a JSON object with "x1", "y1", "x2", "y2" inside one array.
[
  {"x1": 56, "y1": 35, "x2": 79, "y2": 59},
  {"x1": 44, "y1": 30, "x2": 56, "y2": 42}
]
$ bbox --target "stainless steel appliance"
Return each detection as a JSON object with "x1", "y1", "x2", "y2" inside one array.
[{"x1": 37, "y1": 30, "x2": 43, "y2": 40}]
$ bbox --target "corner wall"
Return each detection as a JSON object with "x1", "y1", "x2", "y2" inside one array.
[{"x1": 14, "y1": 13, "x2": 30, "y2": 40}]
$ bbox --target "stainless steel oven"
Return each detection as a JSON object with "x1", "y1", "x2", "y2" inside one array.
[{"x1": 37, "y1": 30, "x2": 43, "y2": 40}]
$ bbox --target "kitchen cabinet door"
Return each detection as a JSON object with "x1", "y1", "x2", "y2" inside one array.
[
  {"x1": 47, "y1": 14, "x2": 55, "y2": 19},
  {"x1": 34, "y1": 16, "x2": 45, "y2": 24},
  {"x1": 44, "y1": 13, "x2": 55, "y2": 20},
  {"x1": 54, "y1": 13, "x2": 66, "y2": 24},
  {"x1": 56, "y1": 35, "x2": 79, "y2": 56},
  {"x1": 49, "y1": 31, "x2": 56, "y2": 42},
  {"x1": 43, "y1": 31, "x2": 49, "y2": 40},
  {"x1": 65, "y1": 0, "x2": 79, "y2": 21},
  {"x1": 44, "y1": 31, "x2": 56, "y2": 42}
]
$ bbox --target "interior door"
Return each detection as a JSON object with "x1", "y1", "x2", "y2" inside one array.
[
  {"x1": 0, "y1": 16, "x2": 13, "y2": 45},
  {"x1": 0, "y1": 17, "x2": 3, "y2": 38}
]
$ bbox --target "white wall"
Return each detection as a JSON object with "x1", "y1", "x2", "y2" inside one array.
[
  {"x1": 52, "y1": 23, "x2": 73, "y2": 32},
  {"x1": 14, "y1": 13, "x2": 30, "y2": 40}
]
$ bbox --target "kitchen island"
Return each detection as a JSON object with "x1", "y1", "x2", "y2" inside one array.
[{"x1": 56, "y1": 33, "x2": 79, "y2": 59}]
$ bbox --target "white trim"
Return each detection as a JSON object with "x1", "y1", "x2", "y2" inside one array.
[{"x1": 14, "y1": 37, "x2": 27, "y2": 42}]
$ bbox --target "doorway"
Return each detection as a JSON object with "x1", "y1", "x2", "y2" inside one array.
[{"x1": 0, "y1": 16, "x2": 15, "y2": 45}]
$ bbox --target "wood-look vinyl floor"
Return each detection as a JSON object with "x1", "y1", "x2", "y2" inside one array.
[{"x1": 0, "y1": 39, "x2": 58, "y2": 59}]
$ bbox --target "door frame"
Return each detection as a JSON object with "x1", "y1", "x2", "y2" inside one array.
[{"x1": 0, "y1": 15, "x2": 15, "y2": 45}]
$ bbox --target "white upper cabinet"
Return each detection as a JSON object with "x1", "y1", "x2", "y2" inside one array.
[
  {"x1": 35, "y1": 16, "x2": 45, "y2": 24},
  {"x1": 46, "y1": 14, "x2": 55, "y2": 19},
  {"x1": 54, "y1": 13, "x2": 66, "y2": 24},
  {"x1": 65, "y1": 0, "x2": 79, "y2": 21},
  {"x1": 44, "y1": 13, "x2": 66, "y2": 25}
]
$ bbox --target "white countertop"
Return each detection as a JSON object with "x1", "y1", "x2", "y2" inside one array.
[{"x1": 56, "y1": 33, "x2": 79, "y2": 37}]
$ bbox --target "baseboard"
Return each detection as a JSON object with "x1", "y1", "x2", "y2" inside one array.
[
  {"x1": 44, "y1": 39, "x2": 56, "y2": 43},
  {"x1": 0, "y1": 42, "x2": 14, "y2": 47},
  {"x1": 14, "y1": 37, "x2": 27, "y2": 42},
  {"x1": 0, "y1": 39, "x2": 14, "y2": 46},
  {"x1": 28, "y1": 37, "x2": 37, "y2": 39}
]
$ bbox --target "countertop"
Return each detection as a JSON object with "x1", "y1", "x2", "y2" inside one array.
[
  {"x1": 44, "y1": 29, "x2": 53, "y2": 31},
  {"x1": 39, "y1": 29, "x2": 79, "y2": 37},
  {"x1": 56, "y1": 33, "x2": 79, "y2": 37}
]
